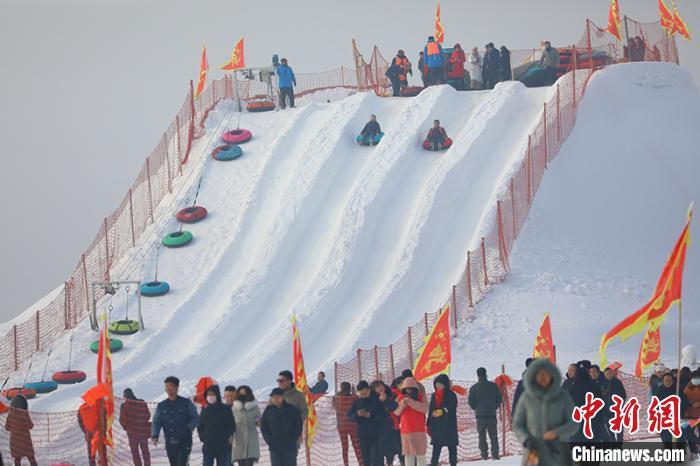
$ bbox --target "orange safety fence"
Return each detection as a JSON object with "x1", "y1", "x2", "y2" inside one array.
[{"x1": 0, "y1": 372, "x2": 658, "y2": 465}]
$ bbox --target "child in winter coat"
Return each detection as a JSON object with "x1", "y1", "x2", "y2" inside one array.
[{"x1": 394, "y1": 377, "x2": 429, "y2": 466}]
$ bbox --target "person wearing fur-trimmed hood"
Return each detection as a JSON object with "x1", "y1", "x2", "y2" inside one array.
[{"x1": 231, "y1": 385, "x2": 261, "y2": 466}]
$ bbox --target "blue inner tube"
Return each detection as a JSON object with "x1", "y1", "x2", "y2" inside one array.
[
  {"x1": 140, "y1": 281, "x2": 170, "y2": 297},
  {"x1": 24, "y1": 381, "x2": 58, "y2": 394},
  {"x1": 213, "y1": 145, "x2": 243, "y2": 161},
  {"x1": 356, "y1": 132, "x2": 385, "y2": 146}
]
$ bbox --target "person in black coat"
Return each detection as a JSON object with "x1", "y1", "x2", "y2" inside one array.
[
  {"x1": 197, "y1": 385, "x2": 236, "y2": 466},
  {"x1": 371, "y1": 380, "x2": 401, "y2": 466},
  {"x1": 561, "y1": 363, "x2": 577, "y2": 392},
  {"x1": 348, "y1": 381, "x2": 386, "y2": 466},
  {"x1": 499, "y1": 46, "x2": 512, "y2": 81},
  {"x1": 482, "y1": 43, "x2": 501, "y2": 90},
  {"x1": 427, "y1": 374, "x2": 458, "y2": 466},
  {"x1": 603, "y1": 368, "x2": 627, "y2": 445},
  {"x1": 653, "y1": 373, "x2": 689, "y2": 450},
  {"x1": 261, "y1": 388, "x2": 303, "y2": 466},
  {"x1": 568, "y1": 365, "x2": 604, "y2": 444},
  {"x1": 511, "y1": 358, "x2": 533, "y2": 417},
  {"x1": 468, "y1": 367, "x2": 502, "y2": 460}
]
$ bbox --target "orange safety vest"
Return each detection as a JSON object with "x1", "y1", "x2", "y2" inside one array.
[
  {"x1": 394, "y1": 56, "x2": 410, "y2": 81},
  {"x1": 426, "y1": 41, "x2": 441, "y2": 56}
]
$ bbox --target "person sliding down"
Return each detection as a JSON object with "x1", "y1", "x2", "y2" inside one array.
[
  {"x1": 424, "y1": 120, "x2": 450, "y2": 151},
  {"x1": 357, "y1": 115, "x2": 383, "y2": 146}
]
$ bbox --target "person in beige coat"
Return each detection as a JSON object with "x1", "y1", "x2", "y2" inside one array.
[
  {"x1": 231, "y1": 386, "x2": 261, "y2": 466},
  {"x1": 395, "y1": 377, "x2": 429, "y2": 466}
]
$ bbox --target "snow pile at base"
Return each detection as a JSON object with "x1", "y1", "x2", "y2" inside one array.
[{"x1": 453, "y1": 63, "x2": 700, "y2": 380}]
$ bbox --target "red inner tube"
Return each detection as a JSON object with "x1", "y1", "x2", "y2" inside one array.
[
  {"x1": 2, "y1": 387, "x2": 37, "y2": 399},
  {"x1": 422, "y1": 138, "x2": 453, "y2": 150},
  {"x1": 222, "y1": 129, "x2": 252, "y2": 144},
  {"x1": 176, "y1": 206, "x2": 208, "y2": 224},
  {"x1": 52, "y1": 370, "x2": 87, "y2": 384}
]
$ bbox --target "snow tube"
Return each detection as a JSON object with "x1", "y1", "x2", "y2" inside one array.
[
  {"x1": 140, "y1": 281, "x2": 170, "y2": 297},
  {"x1": 400, "y1": 86, "x2": 423, "y2": 97},
  {"x1": 212, "y1": 144, "x2": 243, "y2": 161},
  {"x1": 2, "y1": 387, "x2": 37, "y2": 400},
  {"x1": 356, "y1": 132, "x2": 385, "y2": 146},
  {"x1": 222, "y1": 129, "x2": 252, "y2": 144},
  {"x1": 162, "y1": 230, "x2": 193, "y2": 248},
  {"x1": 422, "y1": 138, "x2": 453, "y2": 151},
  {"x1": 246, "y1": 96, "x2": 276, "y2": 113},
  {"x1": 24, "y1": 381, "x2": 58, "y2": 394},
  {"x1": 52, "y1": 370, "x2": 87, "y2": 384},
  {"x1": 176, "y1": 206, "x2": 208, "y2": 224},
  {"x1": 109, "y1": 319, "x2": 140, "y2": 335},
  {"x1": 90, "y1": 338, "x2": 123, "y2": 354}
]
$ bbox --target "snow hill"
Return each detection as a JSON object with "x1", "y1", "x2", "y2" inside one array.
[{"x1": 452, "y1": 62, "x2": 700, "y2": 380}]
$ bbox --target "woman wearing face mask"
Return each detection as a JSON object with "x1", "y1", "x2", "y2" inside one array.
[
  {"x1": 684, "y1": 371, "x2": 700, "y2": 456},
  {"x1": 394, "y1": 377, "x2": 429, "y2": 466},
  {"x1": 197, "y1": 385, "x2": 236, "y2": 466},
  {"x1": 427, "y1": 374, "x2": 458, "y2": 466},
  {"x1": 231, "y1": 385, "x2": 261, "y2": 466},
  {"x1": 371, "y1": 380, "x2": 401, "y2": 466}
]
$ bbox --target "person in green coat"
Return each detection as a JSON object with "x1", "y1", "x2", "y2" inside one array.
[
  {"x1": 513, "y1": 358, "x2": 579, "y2": 466},
  {"x1": 231, "y1": 386, "x2": 261, "y2": 466}
]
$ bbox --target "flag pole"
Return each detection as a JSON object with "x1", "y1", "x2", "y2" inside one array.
[{"x1": 676, "y1": 299, "x2": 682, "y2": 399}]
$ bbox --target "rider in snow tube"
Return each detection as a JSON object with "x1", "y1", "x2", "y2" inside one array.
[
  {"x1": 423, "y1": 119, "x2": 453, "y2": 151},
  {"x1": 356, "y1": 114, "x2": 384, "y2": 146}
]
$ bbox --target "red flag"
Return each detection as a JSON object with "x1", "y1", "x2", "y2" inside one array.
[
  {"x1": 292, "y1": 316, "x2": 317, "y2": 449},
  {"x1": 435, "y1": 1, "x2": 444, "y2": 45},
  {"x1": 607, "y1": 0, "x2": 623, "y2": 41},
  {"x1": 413, "y1": 304, "x2": 451, "y2": 381},
  {"x1": 95, "y1": 316, "x2": 114, "y2": 449},
  {"x1": 195, "y1": 44, "x2": 208, "y2": 98},
  {"x1": 659, "y1": 0, "x2": 676, "y2": 35},
  {"x1": 221, "y1": 37, "x2": 245, "y2": 71},
  {"x1": 635, "y1": 324, "x2": 661, "y2": 378},
  {"x1": 533, "y1": 313, "x2": 556, "y2": 363},
  {"x1": 193, "y1": 376, "x2": 216, "y2": 407},
  {"x1": 671, "y1": 0, "x2": 692, "y2": 40}
]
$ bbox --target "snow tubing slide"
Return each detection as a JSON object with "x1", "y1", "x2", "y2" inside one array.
[
  {"x1": 212, "y1": 145, "x2": 243, "y2": 161},
  {"x1": 176, "y1": 206, "x2": 208, "y2": 224},
  {"x1": 24, "y1": 381, "x2": 58, "y2": 394},
  {"x1": 2, "y1": 387, "x2": 37, "y2": 400},
  {"x1": 162, "y1": 231, "x2": 193, "y2": 248},
  {"x1": 422, "y1": 138, "x2": 453, "y2": 151},
  {"x1": 356, "y1": 132, "x2": 385, "y2": 146},
  {"x1": 222, "y1": 129, "x2": 252, "y2": 144},
  {"x1": 140, "y1": 281, "x2": 170, "y2": 297},
  {"x1": 109, "y1": 319, "x2": 140, "y2": 335},
  {"x1": 52, "y1": 370, "x2": 87, "y2": 384},
  {"x1": 90, "y1": 338, "x2": 123, "y2": 354},
  {"x1": 400, "y1": 86, "x2": 423, "y2": 97}
]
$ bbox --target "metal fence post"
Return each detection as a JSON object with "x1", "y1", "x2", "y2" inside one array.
[
  {"x1": 356, "y1": 348, "x2": 363, "y2": 381},
  {"x1": 407, "y1": 327, "x2": 414, "y2": 370},
  {"x1": 373, "y1": 345, "x2": 379, "y2": 380},
  {"x1": 35, "y1": 311, "x2": 40, "y2": 352},
  {"x1": 481, "y1": 237, "x2": 489, "y2": 286},
  {"x1": 466, "y1": 252, "x2": 474, "y2": 308}
]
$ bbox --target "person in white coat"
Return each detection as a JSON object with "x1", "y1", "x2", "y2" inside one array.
[
  {"x1": 468, "y1": 47, "x2": 483, "y2": 90},
  {"x1": 231, "y1": 386, "x2": 261, "y2": 466}
]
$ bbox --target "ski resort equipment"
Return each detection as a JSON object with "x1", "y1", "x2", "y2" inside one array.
[
  {"x1": 356, "y1": 132, "x2": 385, "y2": 146},
  {"x1": 246, "y1": 94, "x2": 276, "y2": 112},
  {"x1": 422, "y1": 138, "x2": 453, "y2": 151},
  {"x1": 90, "y1": 338, "x2": 123, "y2": 354},
  {"x1": 108, "y1": 286, "x2": 140, "y2": 335},
  {"x1": 52, "y1": 335, "x2": 87, "y2": 384},
  {"x1": 24, "y1": 350, "x2": 58, "y2": 394},
  {"x1": 212, "y1": 144, "x2": 243, "y2": 161},
  {"x1": 89, "y1": 281, "x2": 144, "y2": 331},
  {"x1": 2, "y1": 387, "x2": 37, "y2": 400},
  {"x1": 400, "y1": 86, "x2": 424, "y2": 97},
  {"x1": 222, "y1": 129, "x2": 252, "y2": 144},
  {"x1": 162, "y1": 230, "x2": 194, "y2": 248},
  {"x1": 140, "y1": 280, "x2": 170, "y2": 297},
  {"x1": 176, "y1": 206, "x2": 208, "y2": 223}
]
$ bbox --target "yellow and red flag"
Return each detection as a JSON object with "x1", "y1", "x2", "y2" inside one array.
[
  {"x1": 671, "y1": 0, "x2": 692, "y2": 40},
  {"x1": 435, "y1": 1, "x2": 444, "y2": 45},
  {"x1": 607, "y1": 0, "x2": 623, "y2": 41},
  {"x1": 95, "y1": 314, "x2": 115, "y2": 450},
  {"x1": 221, "y1": 37, "x2": 245, "y2": 71},
  {"x1": 600, "y1": 207, "x2": 692, "y2": 368},
  {"x1": 413, "y1": 304, "x2": 451, "y2": 381},
  {"x1": 195, "y1": 44, "x2": 208, "y2": 98},
  {"x1": 659, "y1": 0, "x2": 676, "y2": 35},
  {"x1": 533, "y1": 313, "x2": 556, "y2": 363},
  {"x1": 292, "y1": 316, "x2": 317, "y2": 449},
  {"x1": 635, "y1": 323, "x2": 661, "y2": 377}
]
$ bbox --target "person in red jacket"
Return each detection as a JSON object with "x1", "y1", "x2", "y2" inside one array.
[
  {"x1": 120, "y1": 388, "x2": 152, "y2": 466},
  {"x1": 448, "y1": 44, "x2": 467, "y2": 91},
  {"x1": 5, "y1": 395, "x2": 37, "y2": 466},
  {"x1": 394, "y1": 377, "x2": 428, "y2": 466}
]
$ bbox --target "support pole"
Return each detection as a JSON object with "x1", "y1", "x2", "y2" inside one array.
[
  {"x1": 481, "y1": 237, "x2": 489, "y2": 286},
  {"x1": 407, "y1": 327, "x2": 414, "y2": 370},
  {"x1": 466, "y1": 252, "x2": 474, "y2": 308},
  {"x1": 128, "y1": 189, "x2": 136, "y2": 247}
]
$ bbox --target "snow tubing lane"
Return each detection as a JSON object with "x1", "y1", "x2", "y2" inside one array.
[
  {"x1": 24, "y1": 381, "x2": 58, "y2": 394},
  {"x1": 212, "y1": 145, "x2": 243, "y2": 161},
  {"x1": 109, "y1": 319, "x2": 140, "y2": 335},
  {"x1": 2, "y1": 388, "x2": 37, "y2": 400},
  {"x1": 90, "y1": 338, "x2": 123, "y2": 354},
  {"x1": 176, "y1": 206, "x2": 208, "y2": 224},
  {"x1": 247, "y1": 102, "x2": 276, "y2": 112},
  {"x1": 52, "y1": 370, "x2": 87, "y2": 384},
  {"x1": 140, "y1": 281, "x2": 170, "y2": 297},
  {"x1": 422, "y1": 138, "x2": 453, "y2": 151},
  {"x1": 222, "y1": 129, "x2": 252, "y2": 144},
  {"x1": 401, "y1": 86, "x2": 424, "y2": 97},
  {"x1": 356, "y1": 132, "x2": 385, "y2": 146},
  {"x1": 162, "y1": 231, "x2": 193, "y2": 248}
]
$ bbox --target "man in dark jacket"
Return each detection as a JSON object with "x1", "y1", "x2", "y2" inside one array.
[
  {"x1": 603, "y1": 367, "x2": 627, "y2": 445},
  {"x1": 427, "y1": 374, "x2": 459, "y2": 466},
  {"x1": 348, "y1": 381, "x2": 385, "y2": 466},
  {"x1": 151, "y1": 376, "x2": 199, "y2": 466},
  {"x1": 358, "y1": 114, "x2": 383, "y2": 146},
  {"x1": 261, "y1": 388, "x2": 303, "y2": 466},
  {"x1": 561, "y1": 363, "x2": 577, "y2": 392},
  {"x1": 568, "y1": 365, "x2": 604, "y2": 444},
  {"x1": 309, "y1": 372, "x2": 329, "y2": 395},
  {"x1": 468, "y1": 367, "x2": 502, "y2": 460},
  {"x1": 500, "y1": 46, "x2": 512, "y2": 81},
  {"x1": 653, "y1": 373, "x2": 689, "y2": 450},
  {"x1": 276, "y1": 58, "x2": 297, "y2": 109},
  {"x1": 120, "y1": 388, "x2": 152, "y2": 466},
  {"x1": 511, "y1": 358, "x2": 533, "y2": 417},
  {"x1": 482, "y1": 43, "x2": 501, "y2": 89},
  {"x1": 197, "y1": 385, "x2": 236, "y2": 466}
]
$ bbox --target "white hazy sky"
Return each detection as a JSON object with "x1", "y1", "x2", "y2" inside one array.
[{"x1": 1, "y1": 0, "x2": 698, "y2": 323}]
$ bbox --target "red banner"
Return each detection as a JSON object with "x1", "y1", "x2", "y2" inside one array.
[{"x1": 413, "y1": 304, "x2": 451, "y2": 381}]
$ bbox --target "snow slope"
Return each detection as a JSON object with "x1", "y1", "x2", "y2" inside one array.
[
  {"x1": 13, "y1": 79, "x2": 552, "y2": 410},
  {"x1": 452, "y1": 63, "x2": 700, "y2": 380}
]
